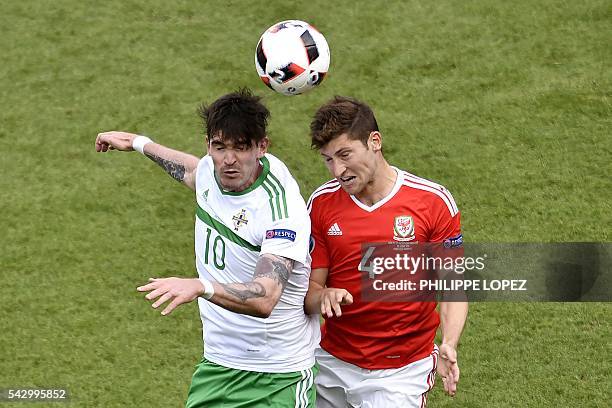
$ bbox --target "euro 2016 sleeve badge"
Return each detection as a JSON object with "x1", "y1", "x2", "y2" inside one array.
[{"x1": 393, "y1": 215, "x2": 416, "y2": 242}]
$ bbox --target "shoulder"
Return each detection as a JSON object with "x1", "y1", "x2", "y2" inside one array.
[
  {"x1": 306, "y1": 179, "x2": 342, "y2": 213},
  {"x1": 196, "y1": 155, "x2": 212, "y2": 168},
  {"x1": 263, "y1": 154, "x2": 299, "y2": 189},
  {"x1": 397, "y1": 169, "x2": 459, "y2": 217},
  {"x1": 261, "y1": 154, "x2": 308, "y2": 218},
  {"x1": 264, "y1": 153, "x2": 292, "y2": 178},
  {"x1": 195, "y1": 155, "x2": 213, "y2": 187}
]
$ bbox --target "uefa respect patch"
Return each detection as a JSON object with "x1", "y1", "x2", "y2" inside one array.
[
  {"x1": 443, "y1": 234, "x2": 463, "y2": 248},
  {"x1": 265, "y1": 229, "x2": 297, "y2": 242}
]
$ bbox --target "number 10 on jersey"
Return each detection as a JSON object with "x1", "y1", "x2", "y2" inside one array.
[{"x1": 203, "y1": 227, "x2": 226, "y2": 270}]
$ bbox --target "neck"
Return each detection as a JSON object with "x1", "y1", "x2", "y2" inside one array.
[
  {"x1": 354, "y1": 160, "x2": 397, "y2": 206},
  {"x1": 241, "y1": 163, "x2": 263, "y2": 190}
]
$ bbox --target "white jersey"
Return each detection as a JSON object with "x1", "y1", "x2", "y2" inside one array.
[{"x1": 194, "y1": 153, "x2": 320, "y2": 373}]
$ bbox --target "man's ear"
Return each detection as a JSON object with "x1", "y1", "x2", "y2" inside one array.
[
  {"x1": 257, "y1": 137, "x2": 270, "y2": 158},
  {"x1": 369, "y1": 131, "x2": 382, "y2": 152}
]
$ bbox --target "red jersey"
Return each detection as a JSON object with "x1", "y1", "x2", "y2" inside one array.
[{"x1": 308, "y1": 168, "x2": 462, "y2": 369}]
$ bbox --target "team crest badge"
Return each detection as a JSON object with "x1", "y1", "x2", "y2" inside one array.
[
  {"x1": 393, "y1": 215, "x2": 415, "y2": 242},
  {"x1": 232, "y1": 209, "x2": 249, "y2": 231}
]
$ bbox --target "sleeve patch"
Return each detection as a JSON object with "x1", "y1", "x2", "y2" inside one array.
[
  {"x1": 443, "y1": 234, "x2": 463, "y2": 248},
  {"x1": 265, "y1": 229, "x2": 297, "y2": 242}
]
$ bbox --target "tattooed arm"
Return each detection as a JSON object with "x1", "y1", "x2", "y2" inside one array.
[
  {"x1": 95, "y1": 131, "x2": 199, "y2": 191},
  {"x1": 137, "y1": 253, "x2": 293, "y2": 318},
  {"x1": 142, "y1": 144, "x2": 198, "y2": 190},
  {"x1": 208, "y1": 253, "x2": 293, "y2": 318}
]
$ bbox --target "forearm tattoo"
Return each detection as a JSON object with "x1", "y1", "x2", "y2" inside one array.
[
  {"x1": 144, "y1": 152, "x2": 186, "y2": 182},
  {"x1": 254, "y1": 255, "x2": 292, "y2": 290},
  {"x1": 218, "y1": 256, "x2": 292, "y2": 304},
  {"x1": 222, "y1": 282, "x2": 266, "y2": 302}
]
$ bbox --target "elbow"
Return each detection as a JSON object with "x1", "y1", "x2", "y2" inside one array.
[
  {"x1": 254, "y1": 309, "x2": 272, "y2": 319},
  {"x1": 253, "y1": 298, "x2": 277, "y2": 318},
  {"x1": 258, "y1": 302, "x2": 275, "y2": 318}
]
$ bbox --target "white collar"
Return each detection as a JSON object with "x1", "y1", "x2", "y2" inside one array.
[{"x1": 349, "y1": 168, "x2": 402, "y2": 212}]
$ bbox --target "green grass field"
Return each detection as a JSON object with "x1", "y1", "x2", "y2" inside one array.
[{"x1": 1, "y1": 0, "x2": 610, "y2": 406}]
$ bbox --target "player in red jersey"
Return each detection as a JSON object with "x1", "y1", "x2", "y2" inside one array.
[{"x1": 305, "y1": 96, "x2": 468, "y2": 407}]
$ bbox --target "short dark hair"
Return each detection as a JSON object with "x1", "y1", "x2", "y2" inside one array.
[
  {"x1": 310, "y1": 96, "x2": 379, "y2": 149},
  {"x1": 198, "y1": 88, "x2": 270, "y2": 146}
]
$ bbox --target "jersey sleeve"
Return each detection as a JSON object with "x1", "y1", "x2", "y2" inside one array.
[
  {"x1": 427, "y1": 191, "x2": 465, "y2": 300},
  {"x1": 428, "y1": 191, "x2": 464, "y2": 285},
  {"x1": 259, "y1": 193, "x2": 311, "y2": 266},
  {"x1": 194, "y1": 155, "x2": 212, "y2": 194},
  {"x1": 428, "y1": 191, "x2": 462, "y2": 243},
  {"x1": 308, "y1": 196, "x2": 330, "y2": 270}
]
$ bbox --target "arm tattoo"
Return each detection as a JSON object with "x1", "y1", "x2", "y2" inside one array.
[
  {"x1": 217, "y1": 256, "x2": 292, "y2": 304},
  {"x1": 222, "y1": 282, "x2": 266, "y2": 302},
  {"x1": 254, "y1": 255, "x2": 293, "y2": 290},
  {"x1": 144, "y1": 152, "x2": 186, "y2": 182}
]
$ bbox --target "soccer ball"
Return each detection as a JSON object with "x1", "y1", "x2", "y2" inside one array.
[{"x1": 255, "y1": 20, "x2": 330, "y2": 95}]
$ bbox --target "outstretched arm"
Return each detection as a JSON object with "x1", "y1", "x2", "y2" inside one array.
[
  {"x1": 437, "y1": 301, "x2": 468, "y2": 397},
  {"x1": 137, "y1": 253, "x2": 294, "y2": 318},
  {"x1": 95, "y1": 131, "x2": 199, "y2": 191}
]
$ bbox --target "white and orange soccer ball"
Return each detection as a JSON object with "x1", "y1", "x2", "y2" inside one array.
[{"x1": 255, "y1": 20, "x2": 330, "y2": 95}]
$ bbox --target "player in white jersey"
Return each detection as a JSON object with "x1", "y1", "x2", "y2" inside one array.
[{"x1": 95, "y1": 88, "x2": 319, "y2": 407}]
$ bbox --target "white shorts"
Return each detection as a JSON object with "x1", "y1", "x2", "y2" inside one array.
[{"x1": 315, "y1": 345, "x2": 438, "y2": 408}]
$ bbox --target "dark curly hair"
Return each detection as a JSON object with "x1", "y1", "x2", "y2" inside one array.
[{"x1": 198, "y1": 88, "x2": 270, "y2": 146}]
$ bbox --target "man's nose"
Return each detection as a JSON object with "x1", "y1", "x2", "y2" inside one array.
[
  {"x1": 330, "y1": 160, "x2": 346, "y2": 178},
  {"x1": 223, "y1": 150, "x2": 237, "y2": 165}
]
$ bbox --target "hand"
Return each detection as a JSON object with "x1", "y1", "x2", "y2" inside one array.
[
  {"x1": 437, "y1": 343, "x2": 460, "y2": 396},
  {"x1": 137, "y1": 277, "x2": 204, "y2": 316},
  {"x1": 95, "y1": 131, "x2": 138, "y2": 152},
  {"x1": 320, "y1": 288, "x2": 353, "y2": 318}
]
